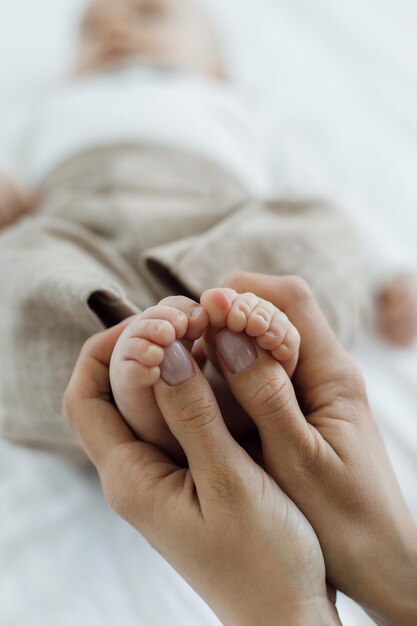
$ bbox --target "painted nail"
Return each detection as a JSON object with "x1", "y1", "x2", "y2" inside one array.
[
  {"x1": 215, "y1": 330, "x2": 257, "y2": 374},
  {"x1": 160, "y1": 341, "x2": 194, "y2": 386}
]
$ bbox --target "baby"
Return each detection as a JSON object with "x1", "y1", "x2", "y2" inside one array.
[
  {"x1": 0, "y1": 0, "x2": 408, "y2": 457},
  {"x1": 1, "y1": 0, "x2": 416, "y2": 350}
]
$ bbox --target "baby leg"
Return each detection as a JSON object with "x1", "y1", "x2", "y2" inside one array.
[
  {"x1": 200, "y1": 288, "x2": 300, "y2": 377},
  {"x1": 110, "y1": 299, "x2": 208, "y2": 461}
]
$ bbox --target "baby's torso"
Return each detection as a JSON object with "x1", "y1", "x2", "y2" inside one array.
[{"x1": 22, "y1": 66, "x2": 270, "y2": 196}]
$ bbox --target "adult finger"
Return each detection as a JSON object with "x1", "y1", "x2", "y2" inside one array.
[
  {"x1": 64, "y1": 322, "x2": 193, "y2": 533},
  {"x1": 153, "y1": 341, "x2": 245, "y2": 496},
  {"x1": 214, "y1": 329, "x2": 320, "y2": 475}
]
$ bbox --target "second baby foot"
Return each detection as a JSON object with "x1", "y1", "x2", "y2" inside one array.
[
  {"x1": 200, "y1": 288, "x2": 301, "y2": 377},
  {"x1": 109, "y1": 298, "x2": 209, "y2": 462}
]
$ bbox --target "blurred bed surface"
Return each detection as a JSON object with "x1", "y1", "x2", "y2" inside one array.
[{"x1": 1, "y1": 1, "x2": 416, "y2": 624}]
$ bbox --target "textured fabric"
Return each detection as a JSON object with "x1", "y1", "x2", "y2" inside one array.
[
  {"x1": 0, "y1": 66, "x2": 269, "y2": 194},
  {"x1": 0, "y1": 144, "x2": 367, "y2": 457}
]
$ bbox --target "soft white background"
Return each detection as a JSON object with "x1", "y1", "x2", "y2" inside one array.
[{"x1": 0, "y1": 1, "x2": 416, "y2": 624}]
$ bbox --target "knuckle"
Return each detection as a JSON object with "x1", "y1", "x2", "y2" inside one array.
[
  {"x1": 176, "y1": 395, "x2": 218, "y2": 433},
  {"x1": 330, "y1": 357, "x2": 371, "y2": 418},
  {"x1": 103, "y1": 479, "x2": 142, "y2": 527},
  {"x1": 345, "y1": 359, "x2": 368, "y2": 399},
  {"x1": 295, "y1": 431, "x2": 322, "y2": 476},
  {"x1": 80, "y1": 332, "x2": 102, "y2": 356},
  {"x1": 250, "y1": 375, "x2": 293, "y2": 424},
  {"x1": 286, "y1": 276, "x2": 314, "y2": 304}
]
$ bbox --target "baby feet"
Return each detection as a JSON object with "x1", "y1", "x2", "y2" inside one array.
[
  {"x1": 109, "y1": 288, "x2": 300, "y2": 459},
  {"x1": 109, "y1": 298, "x2": 209, "y2": 460},
  {"x1": 200, "y1": 288, "x2": 300, "y2": 376}
]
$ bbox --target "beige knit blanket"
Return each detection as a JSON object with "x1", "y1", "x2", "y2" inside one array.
[{"x1": 0, "y1": 145, "x2": 366, "y2": 460}]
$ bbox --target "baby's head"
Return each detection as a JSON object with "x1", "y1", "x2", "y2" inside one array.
[{"x1": 74, "y1": 0, "x2": 225, "y2": 79}]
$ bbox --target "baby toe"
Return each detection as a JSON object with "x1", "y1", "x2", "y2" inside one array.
[
  {"x1": 227, "y1": 293, "x2": 260, "y2": 333},
  {"x1": 159, "y1": 295, "x2": 210, "y2": 341},
  {"x1": 140, "y1": 305, "x2": 188, "y2": 339},
  {"x1": 130, "y1": 318, "x2": 177, "y2": 347},
  {"x1": 256, "y1": 311, "x2": 288, "y2": 351},
  {"x1": 118, "y1": 360, "x2": 161, "y2": 390},
  {"x1": 201, "y1": 288, "x2": 237, "y2": 327},
  {"x1": 271, "y1": 325, "x2": 301, "y2": 361},
  {"x1": 246, "y1": 300, "x2": 275, "y2": 337},
  {"x1": 124, "y1": 337, "x2": 165, "y2": 367}
]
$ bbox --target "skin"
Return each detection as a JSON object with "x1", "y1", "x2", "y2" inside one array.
[
  {"x1": 1, "y1": 0, "x2": 225, "y2": 234},
  {"x1": 377, "y1": 274, "x2": 417, "y2": 346},
  {"x1": 74, "y1": 0, "x2": 225, "y2": 79},
  {"x1": 3, "y1": 0, "x2": 417, "y2": 351},
  {"x1": 109, "y1": 290, "x2": 300, "y2": 462},
  {"x1": 218, "y1": 273, "x2": 417, "y2": 626},
  {"x1": 64, "y1": 273, "x2": 417, "y2": 626},
  {"x1": 0, "y1": 171, "x2": 34, "y2": 229},
  {"x1": 64, "y1": 318, "x2": 340, "y2": 626}
]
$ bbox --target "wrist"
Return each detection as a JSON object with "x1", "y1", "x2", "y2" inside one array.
[{"x1": 355, "y1": 527, "x2": 417, "y2": 626}]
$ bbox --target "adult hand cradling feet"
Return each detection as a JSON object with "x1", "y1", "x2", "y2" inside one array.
[
  {"x1": 108, "y1": 290, "x2": 299, "y2": 464},
  {"x1": 64, "y1": 274, "x2": 417, "y2": 626},
  {"x1": 64, "y1": 319, "x2": 340, "y2": 626},
  {"x1": 219, "y1": 273, "x2": 417, "y2": 626}
]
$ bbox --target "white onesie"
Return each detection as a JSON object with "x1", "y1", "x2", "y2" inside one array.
[{"x1": 0, "y1": 65, "x2": 270, "y2": 195}]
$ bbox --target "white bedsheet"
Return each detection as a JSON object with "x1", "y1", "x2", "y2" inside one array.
[{"x1": 1, "y1": 1, "x2": 416, "y2": 625}]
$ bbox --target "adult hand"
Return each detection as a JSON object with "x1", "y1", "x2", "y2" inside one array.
[
  {"x1": 215, "y1": 273, "x2": 417, "y2": 626},
  {"x1": 64, "y1": 320, "x2": 340, "y2": 626}
]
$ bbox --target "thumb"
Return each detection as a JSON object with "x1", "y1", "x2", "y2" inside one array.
[
  {"x1": 214, "y1": 330, "x2": 318, "y2": 479},
  {"x1": 153, "y1": 341, "x2": 244, "y2": 493}
]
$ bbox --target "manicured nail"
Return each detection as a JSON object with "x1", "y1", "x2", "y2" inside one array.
[
  {"x1": 160, "y1": 341, "x2": 194, "y2": 386},
  {"x1": 215, "y1": 330, "x2": 257, "y2": 374}
]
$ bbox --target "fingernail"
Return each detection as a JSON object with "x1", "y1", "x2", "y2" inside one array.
[
  {"x1": 189, "y1": 306, "x2": 203, "y2": 319},
  {"x1": 215, "y1": 330, "x2": 257, "y2": 374},
  {"x1": 160, "y1": 341, "x2": 194, "y2": 386}
]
